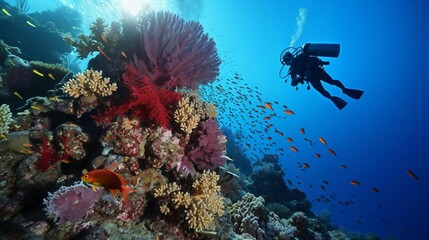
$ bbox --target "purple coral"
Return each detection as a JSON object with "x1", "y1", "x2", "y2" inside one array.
[
  {"x1": 43, "y1": 182, "x2": 102, "y2": 224},
  {"x1": 186, "y1": 119, "x2": 227, "y2": 170},
  {"x1": 135, "y1": 11, "x2": 221, "y2": 90}
]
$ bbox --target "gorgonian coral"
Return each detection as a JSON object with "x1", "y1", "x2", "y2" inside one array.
[
  {"x1": 186, "y1": 119, "x2": 227, "y2": 170},
  {"x1": 135, "y1": 11, "x2": 221, "y2": 90}
]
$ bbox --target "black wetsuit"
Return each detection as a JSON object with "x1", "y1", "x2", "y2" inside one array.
[{"x1": 289, "y1": 54, "x2": 345, "y2": 100}]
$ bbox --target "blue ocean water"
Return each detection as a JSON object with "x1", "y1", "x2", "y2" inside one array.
[
  {"x1": 3, "y1": 0, "x2": 428, "y2": 239},
  {"x1": 203, "y1": 1, "x2": 429, "y2": 239}
]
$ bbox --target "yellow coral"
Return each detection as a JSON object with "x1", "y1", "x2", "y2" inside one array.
[
  {"x1": 61, "y1": 69, "x2": 117, "y2": 100},
  {"x1": 174, "y1": 96, "x2": 201, "y2": 134},
  {"x1": 0, "y1": 104, "x2": 12, "y2": 139},
  {"x1": 154, "y1": 171, "x2": 224, "y2": 232}
]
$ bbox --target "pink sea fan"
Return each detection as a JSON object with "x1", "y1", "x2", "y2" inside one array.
[
  {"x1": 43, "y1": 182, "x2": 102, "y2": 224},
  {"x1": 186, "y1": 119, "x2": 227, "y2": 170},
  {"x1": 135, "y1": 11, "x2": 221, "y2": 89}
]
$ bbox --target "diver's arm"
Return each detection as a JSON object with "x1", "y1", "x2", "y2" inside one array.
[{"x1": 291, "y1": 72, "x2": 299, "y2": 86}]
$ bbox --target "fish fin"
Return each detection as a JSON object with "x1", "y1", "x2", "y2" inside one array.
[
  {"x1": 109, "y1": 188, "x2": 119, "y2": 198},
  {"x1": 120, "y1": 186, "x2": 136, "y2": 204}
]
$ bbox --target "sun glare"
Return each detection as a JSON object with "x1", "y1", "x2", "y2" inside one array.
[{"x1": 121, "y1": 0, "x2": 151, "y2": 16}]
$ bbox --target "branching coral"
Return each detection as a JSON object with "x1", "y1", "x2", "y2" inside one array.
[
  {"x1": 61, "y1": 69, "x2": 117, "y2": 101},
  {"x1": 63, "y1": 18, "x2": 108, "y2": 59},
  {"x1": 174, "y1": 96, "x2": 201, "y2": 134},
  {"x1": 154, "y1": 171, "x2": 224, "y2": 232},
  {"x1": 0, "y1": 104, "x2": 13, "y2": 139},
  {"x1": 186, "y1": 119, "x2": 227, "y2": 170},
  {"x1": 174, "y1": 90, "x2": 218, "y2": 134},
  {"x1": 135, "y1": 11, "x2": 221, "y2": 89}
]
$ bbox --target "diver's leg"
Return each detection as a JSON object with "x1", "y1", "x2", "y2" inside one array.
[
  {"x1": 318, "y1": 69, "x2": 346, "y2": 90},
  {"x1": 310, "y1": 79, "x2": 348, "y2": 110},
  {"x1": 309, "y1": 79, "x2": 332, "y2": 99}
]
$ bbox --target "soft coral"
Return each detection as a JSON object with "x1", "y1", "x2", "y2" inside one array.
[
  {"x1": 95, "y1": 64, "x2": 180, "y2": 128},
  {"x1": 34, "y1": 135, "x2": 58, "y2": 172}
]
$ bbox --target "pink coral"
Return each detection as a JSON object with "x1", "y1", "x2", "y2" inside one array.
[
  {"x1": 185, "y1": 119, "x2": 227, "y2": 170},
  {"x1": 135, "y1": 11, "x2": 221, "y2": 90},
  {"x1": 43, "y1": 182, "x2": 102, "y2": 224}
]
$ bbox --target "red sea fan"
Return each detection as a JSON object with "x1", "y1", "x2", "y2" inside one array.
[
  {"x1": 186, "y1": 119, "x2": 227, "y2": 170},
  {"x1": 136, "y1": 11, "x2": 221, "y2": 90},
  {"x1": 96, "y1": 64, "x2": 181, "y2": 127}
]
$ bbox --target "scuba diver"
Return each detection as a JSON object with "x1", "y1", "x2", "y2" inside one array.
[{"x1": 280, "y1": 43, "x2": 364, "y2": 110}]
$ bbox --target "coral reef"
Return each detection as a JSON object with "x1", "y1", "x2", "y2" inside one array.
[
  {"x1": 249, "y1": 155, "x2": 312, "y2": 217},
  {"x1": 154, "y1": 171, "x2": 224, "y2": 232},
  {"x1": 0, "y1": 104, "x2": 12, "y2": 139},
  {"x1": 228, "y1": 193, "x2": 295, "y2": 240},
  {"x1": 0, "y1": 8, "x2": 369, "y2": 240},
  {"x1": 135, "y1": 11, "x2": 221, "y2": 89}
]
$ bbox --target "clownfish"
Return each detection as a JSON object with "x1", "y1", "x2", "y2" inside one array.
[{"x1": 81, "y1": 169, "x2": 135, "y2": 204}]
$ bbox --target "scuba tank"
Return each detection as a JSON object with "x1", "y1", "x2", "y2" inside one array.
[{"x1": 302, "y1": 43, "x2": 340, "y2": 58}]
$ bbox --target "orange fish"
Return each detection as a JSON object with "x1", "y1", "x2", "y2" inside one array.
[
  {"x1": 286, "y1": 137, "x2": 294, "y2": 142},
  {"x1": 267, "y1": 137, "x2": 272, "y2": 141},
  {"x1": 81, "y1": 169, "x2": 135, "y2": 204},
  {"x1": 318, "y1": 137, "x2": 327, "y2": 146},
  {"x1": 406, "y1": 169, "x2": 420, "y2": 180},
  {"x1": 303, "y1": 163, "x2": 310, "y2": 168},
  {"x1": 371, "y1": 188, "x2": 380, "y2": 193},
  {"x1": 350, "y1": 180, "x2": 361, "y2": 185},
  {"x1": 263, "y1": 116, "x2": 271, "y2": 121},
  {"x1": 290, "y1": 146, "x2": 299, "y2": 152},
  {"x1": 299, "y1": 128, "x2": 305, "y2": 134},
  {"x1": 284, "y1": 109, "x2": 295, "y2": 115},
  {"x1": 315, "y1": 153, "x2": 321, "y2": 158},
  {"x1": 264, "y1": 102, "x2": 273, "y2": 110},
  {"x1": 327, "y1": 148, "x2": 337, "y2": 156}
]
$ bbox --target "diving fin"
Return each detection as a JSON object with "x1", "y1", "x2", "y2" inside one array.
[
  {"x1": 331, "y1": 96, "x2": 347, "y2": 110},
  {"x1": 343, "y1": 88, "x2": 364, "y2": 100}
]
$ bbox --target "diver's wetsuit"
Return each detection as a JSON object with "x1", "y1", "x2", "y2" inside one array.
[{"x1": 289, "y1": 54, "x2": 345, "y2": 100}]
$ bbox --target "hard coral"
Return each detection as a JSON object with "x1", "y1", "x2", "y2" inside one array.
[
  {"x1": 174, "y1": 96, "x2": 201, "y2": 134},
  {"x1": 0, "y1": 104, "x2": 12, "y2": 139},
  {"x1": 186, "y1": 119, "x2": 227, "y2": 170},
  {"x1": 61, "y1": 69, "x2": 117, "y2": 101},
  {"x1": 154, "y1": 171, "x2": 224, "y2": 232},
  {"x1": 135, "y1": 11, "x2": 221, "y2": 89}
]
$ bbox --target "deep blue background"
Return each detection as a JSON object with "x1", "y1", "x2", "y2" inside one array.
[{"x1": 201, "y1": 1, "x2": 429, "y2": 239}]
